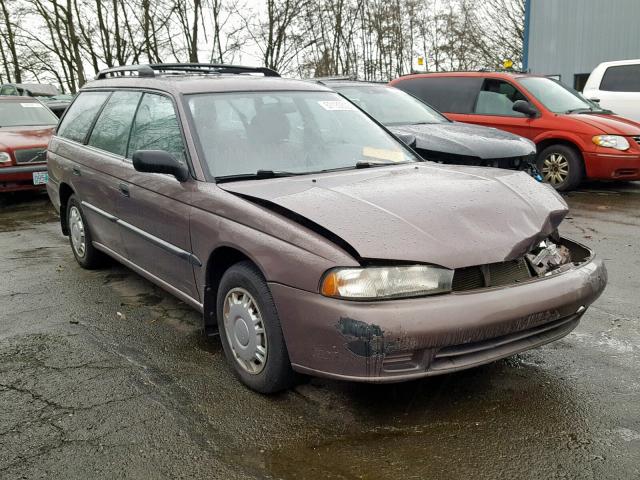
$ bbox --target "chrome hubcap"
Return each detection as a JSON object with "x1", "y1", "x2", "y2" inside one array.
[
  {"x1": 542, "y1": 153, "x2": 569, "y2": 185},
  {"x1": 223, "y1": 288, "x2": 267, "y2": 375},
  {"x1": 69, "y1": 206, "x2": 86, "y2": 258}
]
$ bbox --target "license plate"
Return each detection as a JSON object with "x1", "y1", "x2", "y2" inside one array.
[{"x1": 32, "y1": 171, "x2": 48, "y2": 185}]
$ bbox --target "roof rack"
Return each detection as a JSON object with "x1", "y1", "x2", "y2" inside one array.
[{"x1": 95, "y1": 63, "x2": 280, "y2": 80}]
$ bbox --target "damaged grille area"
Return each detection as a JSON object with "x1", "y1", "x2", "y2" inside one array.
[
  {"x1": 14, "y1": 148, "x2": 47, "y2": 164},
  {"x1": 452, "y1": 257, "x2": 532, "y2": 291},
  {"x1": 451, "y1": 238, "x2": 587, "y2": 293}
]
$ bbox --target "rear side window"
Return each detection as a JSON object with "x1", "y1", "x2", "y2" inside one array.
[
  {"x1": 127, "y1": 93, "x2": 185, "y2": 160},
  {"x1": 394, "y1": 77, "x2": 483, "y2": 113},
  {"x1": 600, "y1": 65, "x2": 640, "y2": 92},
  {"x1": 57, "y1": 91, "x2": 110, "y2": 143},
  {"x1": 88, "y1": 91, "x2": 142, "y2": 156}
]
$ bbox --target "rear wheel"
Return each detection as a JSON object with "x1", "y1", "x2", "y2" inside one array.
[
  {"x1": 66, "y1": 195, "x2": 105, "y2": 269},
  {"x1": 537, "y1": 144, "x2": 584, "y2": 191},
  {"x1": 217, "y1": 261, "x2": 296, "y2": 393}
]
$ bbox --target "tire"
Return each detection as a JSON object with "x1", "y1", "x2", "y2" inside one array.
[
  {"x1": 66, "y1": 194, "x2": 105, "y2": 269},
  {"x1": 216, "y1": 261, "x2": 296, "y2": 393},
  {"x1": 536, "y1": 144, "x2": 584, "y2": 192}
]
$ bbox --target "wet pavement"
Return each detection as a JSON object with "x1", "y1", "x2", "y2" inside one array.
[{"x1": 0, "y1": 184, "x2": 638, "y2": 479}]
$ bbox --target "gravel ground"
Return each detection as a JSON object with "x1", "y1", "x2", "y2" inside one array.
[{"x1": 0, "y1": 182, "x2": 638, "y2": 480}]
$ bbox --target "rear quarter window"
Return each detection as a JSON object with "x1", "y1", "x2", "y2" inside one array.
[
  {"x1": 600, "y1": 65, "x2": 640, "y2": 92},
  {"x1": 57, "y1": 91, "x2": 111, "y2": 143},
  {"x1": 394, "y1": 77, "x2": 483, "y2": 113}
]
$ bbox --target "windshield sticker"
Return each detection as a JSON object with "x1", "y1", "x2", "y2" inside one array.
[
  {"x1": 317, "y1": 100, "x2": 357, "y2": 111},
  {"x1": 21, "y1": 103, "x2": 44, "y2": 108},
  {"x1": 362, "y1": 147, "x2": 405, "y2": 163}
]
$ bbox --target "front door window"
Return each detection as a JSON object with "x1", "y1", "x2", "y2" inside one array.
[{"x1": 475, "y1": 79, "x2": 527, "y2": 117}]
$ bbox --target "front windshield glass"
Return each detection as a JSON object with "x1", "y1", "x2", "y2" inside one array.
[
  {"x1": 335, "y1": 85, "x2": 448, "y2": 125},
  {"x1": 519, "y1": 77, "x2": 603, "y2": 113},
  {"x1": 187, "y1": 91, "x2": 419, "y2": 179},
  {"x1": 0, "y1": 100, "x2": 58, "y2": 127}
]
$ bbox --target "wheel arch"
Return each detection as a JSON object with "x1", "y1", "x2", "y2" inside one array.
[
  {"x1": 202, "y1": 245, "x2": 267, "y2": 335},
  {"x1": 59, "y1": 182, "x2": 75, "y2": 236}
]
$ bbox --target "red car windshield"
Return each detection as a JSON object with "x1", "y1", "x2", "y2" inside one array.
[{"x1": 0, "y1": 101, "x2": 58, "y2": 127}]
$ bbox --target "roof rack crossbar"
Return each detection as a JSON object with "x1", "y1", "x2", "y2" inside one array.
[{"x1": 95, "y1": 63, "x2": 280, "y2": 80}]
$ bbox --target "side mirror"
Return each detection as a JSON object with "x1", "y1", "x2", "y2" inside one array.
[
  {"x1": 396, "y1": 132, "x2": 417, "y2": 148},
  {"x1": 132, "y1": 150, "x2": 189, "y2": 182},
  {"x1": 512, "y1": 100, "x2": 537, "y2": 117}
]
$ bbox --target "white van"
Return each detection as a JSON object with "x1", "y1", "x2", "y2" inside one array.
[{"x1": 584, "y1": 59, "x2": 640, "y2": 122}]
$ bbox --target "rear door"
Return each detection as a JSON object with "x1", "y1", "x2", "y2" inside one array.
[
  {"x1": 596, "y1": 64, "x2": 640, "y2": 122},
  {"x1": 117, "y1": 92, "x2": 199, "y2": 301},
  {"x1": 393, "y1": 76, "x2": 482, "y2": 120},
  {"x1": 53, "y1": 91, "x2": 126, "y2": 252}
]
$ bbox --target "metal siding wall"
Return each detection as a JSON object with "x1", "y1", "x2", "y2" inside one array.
[{"x1": 527, "y1": 0, "x2": 640, "y2": 87}]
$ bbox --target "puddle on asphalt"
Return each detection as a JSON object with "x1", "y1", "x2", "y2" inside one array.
[
  {"x1": 0, "y1": 192, "x2": 58, "y2": 232},
  {"x1": 255, "y1": 359, "x2": 609, "y2": 479}
]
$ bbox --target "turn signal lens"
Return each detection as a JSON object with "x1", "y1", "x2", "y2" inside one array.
[{"x1": 320, "y1": 265, "x2": 453, "y2": 300}]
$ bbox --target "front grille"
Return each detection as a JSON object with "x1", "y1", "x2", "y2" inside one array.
[
  {"x1": 632, "y1": 136, "x2": 640, "y2": 146},
  {"x1": 14, "y1": 148, "x2": 46, "y2": 164},
  {"x1": 452, "y1": 257, "x2": 533, "y2": 292}
]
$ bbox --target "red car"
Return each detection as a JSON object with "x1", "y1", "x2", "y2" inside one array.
[
  {"x1": 0, "y1": 96, "x2": 58, "y2": 192},
  {"x1": 390, "y1": 72, "x2": 640, "y2": 190}
]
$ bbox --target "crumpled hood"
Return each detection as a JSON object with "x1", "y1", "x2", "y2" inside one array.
[
  {"x1": 564, "y1": 113, "x2": 640, "y2": 135},
  {"x1": 219, "y1": 164, "x2": 568, "y2": 269},
  {"x1": 0, "y1": 126, "x2": 55, "y2": 151},
  {"x1": 389, "y1": 122, "x2": 535, "y2": 159}
]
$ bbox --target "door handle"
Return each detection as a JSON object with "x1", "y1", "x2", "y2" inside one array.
[
  {"x1": 118, "y1": 183, "x2": 130, "y2": 197},
  {"x1": 72, "y1": 166, "x2": 81, "y2": 176}
]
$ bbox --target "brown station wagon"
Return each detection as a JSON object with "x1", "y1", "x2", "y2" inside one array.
[{"x1": 46, "y1": 64, "x2": 607, "y2": 393}]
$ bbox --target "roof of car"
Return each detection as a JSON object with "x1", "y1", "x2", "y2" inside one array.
[
  {"x1": 0, "y1": 95, "x2": 42, "y2": 103},
  {"x1": 391, "y1": 71, "x2": 539, "y2": 82},
  {"x1": 84, "y1": 75, "x2": 334, "y2": 95},
  {"x1": 313, "y1": 79, "x2": 389, "y2": 88}
]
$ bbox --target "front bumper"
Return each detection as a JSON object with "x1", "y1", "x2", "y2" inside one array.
[
  {"x1": 0, "y1": 164, "x2": 47, "y2": 192},
  {"x1": 271, "y1": 257, "x2": 607, "y2": 383},
  {"x1": 584, "y1": 151, "x2": 640, "y2": 180}
]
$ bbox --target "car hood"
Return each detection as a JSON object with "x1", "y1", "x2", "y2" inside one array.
[
  {"x1": 564, "y1": 113, "x2": 640, "y2": 135},
  {"x1": 389, "y1": 122, "x2": 535, "y2": 159},
  {"x1": 0, "y1": 126, "x2": 55, "y2": 151},
  {"x1": 219, "y1": 164, "x2": 568, "y2": 269}
]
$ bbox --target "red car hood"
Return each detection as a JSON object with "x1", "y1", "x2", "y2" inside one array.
[
  {"x1": 0, "y1": 126, "x2": 55, "y2": 151},
  {"x1": 220, "y1": 163, "x2": 568, "y2": 269},
  {"x1": 566, "y1": 113, "x2": 640, "y2": 135}
]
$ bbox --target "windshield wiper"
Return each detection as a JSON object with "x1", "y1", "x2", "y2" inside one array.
[
  {"x1": 565, "y1": 107, "x2": 594, "y2": 114},
  {"x1": 355, "y1": 161, "x2": 397, "y2": 168},
  {"x1": 215, "y1": 169, "x2": 302, "y2": 183}
]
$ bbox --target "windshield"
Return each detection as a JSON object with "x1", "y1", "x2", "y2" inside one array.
[
  {"x1": 187, "y1": 91, "x2": 419, "y2": 180},
  {"x1": 519, "y1": 77, "x2": 604, "y2": 113},
  {"x1": 334, "y1": 85, "x2": 448, "y2": 125},
  {"x1": 0, "y1": 101, "x2": 58, "y2": 127}
]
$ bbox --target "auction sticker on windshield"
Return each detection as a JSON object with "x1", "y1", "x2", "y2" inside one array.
[
  {"x1": 21, "y1": 103, "x2": 45, "y2": 108},
  {"x1": 32, "y1": 171, "x2": 48, "y2": 185}
]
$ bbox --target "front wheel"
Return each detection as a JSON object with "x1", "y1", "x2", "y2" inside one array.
[
  {"x1": 217, "y1": 261, "x2": 296, "y2": 393},
  {"x1": 537, "y1": 144, "x2": 584, "y2": 191},
  {"x1": 66, "y1": 195, "x2": 105, "y2": 269}
]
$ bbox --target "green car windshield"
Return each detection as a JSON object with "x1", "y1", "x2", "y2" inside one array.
[{"x1": 335, "y1": 84, "x2": 449, "y2": 126}]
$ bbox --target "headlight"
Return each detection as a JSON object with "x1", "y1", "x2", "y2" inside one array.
[
  {"x1": 0, "y1": 152, "x2": 11, "y2": 163},
  {"x1": 592, "y1": 135, "x2": 630, "y2": 151},
  {"x1": 320, "y1": 265, "x2": 453, "y2": 300}
]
